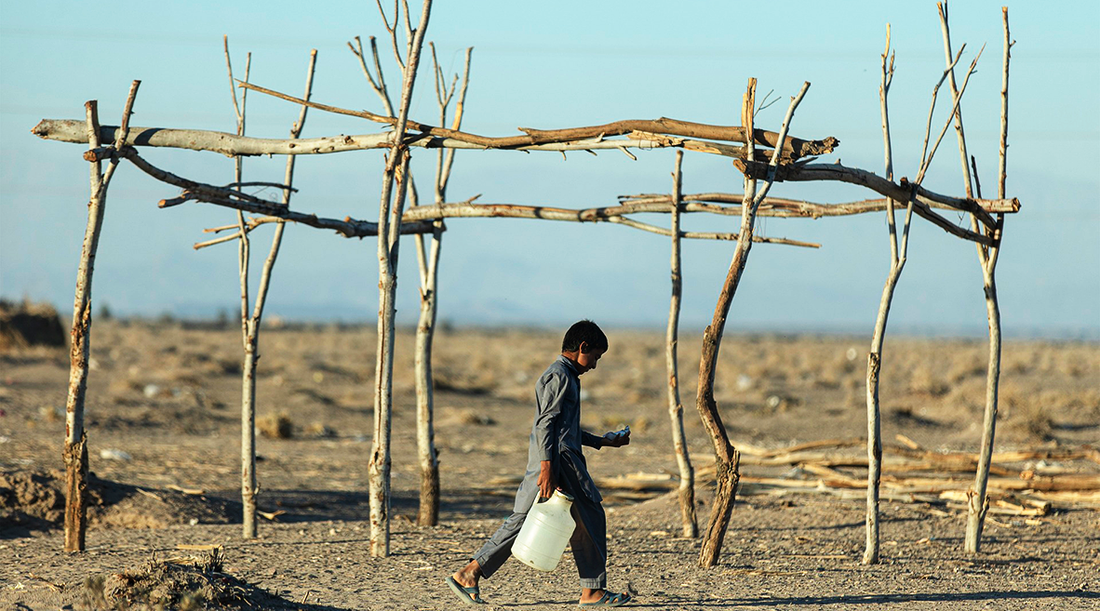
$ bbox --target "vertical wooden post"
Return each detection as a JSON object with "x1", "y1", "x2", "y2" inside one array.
[
  {"x1": 224, "y1": 39, "x2": 259, "y2": 540},
  {"x1": 63, "y1": 101, "x2": 102, "y2": 554},
  {"x1": 415, "y1": 45, "x2": 471, "y2": 527},
  {"x1": 695, "y1": 80, "x2": 756, "y2": 568},
  {"x1": 226, "y1": 42, "x2": 317, "y2": 539},
  {"x1": 64, "y1": 82, "x2": 140, "y2": 552},
  {"x1": 863, "y1": 26, "x2": 914, "y2": 566},
  {"x1": 665, "y1": 151, "x2": 697, "y2": 539},
  {"x1": 965, "y1": 7, "x2": 1011, "y2": 554},
  {"x1": 370, "y1": 0, "x2": 433, "y2": 557},
  {"x1": 697, "y1": 78, "x2": 809, "y2": 568},
  {"x1": 414, "y1": 217, "x2": 443, "y2": 527}
]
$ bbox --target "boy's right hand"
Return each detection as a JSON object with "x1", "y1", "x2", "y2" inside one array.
[{"x1": 537, "y1": 460, "x2": 555, "y2": 500}]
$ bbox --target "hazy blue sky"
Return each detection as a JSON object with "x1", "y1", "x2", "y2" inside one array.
[{"x1": 2, "y1": 1, "x2": 1098, "y2": 338}]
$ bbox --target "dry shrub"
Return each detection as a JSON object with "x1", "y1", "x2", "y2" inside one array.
[
  {"x1": 440, "y1": 407, "x2": 495, "y2": 426},
  {"x1": 1058, "y1": 357, "x2": 1090, "y2": 379},
  {"x1": 763, "y1": 392, "x2": 801, "y2": 413},
  {"x1": 39, "y1": 405, "x2": 63, "y2": 422},
  {"x1": 1003, "y1": 352, "x2": 1031, "y2": 375},
  {"x1": 908, "y1": 365, "x2": 949, "y2": 397},
  {"x1": 947, "y1": 355, "x2": 986, "y2": 384},
  {"x1": 0, "y1": 299, "x2": 65, "y2": 351},
  {"x1": 87, "y1": 550, "x2": 260, "y2": 611},
  {"x1": 624, "y1": 386, "x2": 661, "y2": 403},
  {"x1": 1009, "y1": 401, "x2": 1055, "y2": 441},
  {"x1": 945, "y1": 379, "x2": 987, "y2": 414},
  {"x1": 257, "y1": 413, "x2": 293, "y2": 439},
  {"x1": 1084, "y1": 389, "x2": 1100, "y2": 418},
  {"x1": 305, "y1": 422, "x2": 337, "y2": 438},
  {"x1": 843, "y1": 374, "x2": 862, "y2": 392},
  {"x1": 433, "y1": 368, "x2": 496, "y2": 396},
  {"x1": 812, "y1": 374, "x2": 841, "y2": 390}
]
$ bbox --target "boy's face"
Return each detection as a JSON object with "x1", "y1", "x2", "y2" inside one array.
[{"x1": 575, "y1": 342, "x2": 606, "y2": 375}]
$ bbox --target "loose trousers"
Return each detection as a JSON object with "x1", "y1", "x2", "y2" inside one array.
[{"x1": 473, "y1": 495, "x2": 607, "y2": 589}]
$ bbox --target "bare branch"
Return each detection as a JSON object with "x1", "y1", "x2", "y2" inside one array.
[
  {"x1": 734, "y1": 160, "x2": 1006, "y2": 234},
  {"x1": 398, "y1": 200, "x2": 815, "y2": 247},
  {"x1": 119, "y1": 148, "x2": 435, "y2": 238},
  {"x1": 349, "y1": 36, "x2": 394, "y2": 115},
  {"x1": 753, "y1": 82, "x2": 812, "y2": 206},
  {"x1": 250, "y1": 47, "x2": 319, "y2": 324},
  {"x1": 938, "y1": 2, "x2": 975, "y2": 199},
  {"x1": 224, "y1": 36, "x2": 243, "y2": 128},
  {"x1": 439, "y1": 47, "x2": 472, "y2": 192},
  {"x1": 918, "y1": 46, "x2": 965, "y2": 176},
  {"x1": 999, "y1": 7, "x2": 1013, "y2": 202},
  {"x1": 225, "y1": 181, "x2": 297, "y2": 192},
  {"x1": 96, "y1": 80, "x2": 141, "y2": 194},
  {"x1": 618, "y1": 193, "x2": 1017, "y2": 217},
  {"x1": 918, "y1": 45, "x2": 985, "y2": 185},
  {"x1": 235, "y1": 81, "x2": 839, "y2": 158},
  {"x1": 40, "y1": 114, "x2": 826, "y2": 163}
]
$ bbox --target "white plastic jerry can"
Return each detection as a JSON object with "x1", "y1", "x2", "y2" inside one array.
[{"x1": 511, "y1": 490, "x2": 576, "y2": 571}]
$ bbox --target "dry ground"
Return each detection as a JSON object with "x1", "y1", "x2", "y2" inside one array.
[{"x1": 1, "y1": 321, "x2": 1098, "y2": 610}]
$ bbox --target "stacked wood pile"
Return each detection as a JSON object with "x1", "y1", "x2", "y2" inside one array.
[{"x1": 477, "y1": 437, "x2": 1100, "y2": 515}]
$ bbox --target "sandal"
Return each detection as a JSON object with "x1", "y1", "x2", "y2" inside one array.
[
  {"x1": 579, "y1": 590, "x2": 632, "y2": 607},
  {"x1": 446, "y1": 576, "x2": 486, "y2": 605}
]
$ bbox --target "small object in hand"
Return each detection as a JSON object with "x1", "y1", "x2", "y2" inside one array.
[{"x1": 611, "y1": 425, "x2": 630, "y2": 442}]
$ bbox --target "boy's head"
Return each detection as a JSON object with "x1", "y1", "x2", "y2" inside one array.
[
  {"x1": 562, "y1": 320, "x2": 608, "y2": 353},
  {"x1": 562, "y1": 320, "x2": 608, "y2": 374}
]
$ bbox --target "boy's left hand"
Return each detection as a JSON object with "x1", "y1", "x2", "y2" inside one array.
[{"x1": 603, "y1": 430, "x2": 630, "y2": 448}]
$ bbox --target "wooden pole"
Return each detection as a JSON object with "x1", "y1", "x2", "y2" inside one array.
[
  {"x1": 63, "y1": 81, "x2": 140, "y2": 552},
  {"x1": 34, "y1": 111, "x2": 837, "y2": 161},
  {"x1": 697, "y1": 79, "x2": 810, "y2": 568},
  {"x1": 209, "y1": 80, "x2": 843, "y2": 160},
  {"x1": 666, "y1": 151, "x2": 697, "y2": 538},
  {"x1": 413, "y1": 45, "x2": 471, "y2": 526},
  {"x1": 370, "y1": 0, "x2": 432, "y2": 558},
  {"x1": 965, "y1": 6, "x2": 1011, "y2": 554},
  {"x1": 863, "y1": 27, "x2": 916, "y2": 565},
  {"x1": 225, "y1": 41, "x2": 318, "y2": 539},
  {"x1": 695, "y1": 79, "x2": 756, "y2": 569},
  {"x1": 224, "y1": 38, "x2": 260, "y2": 540}
]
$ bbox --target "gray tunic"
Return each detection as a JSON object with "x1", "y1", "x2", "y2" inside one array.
[{"x1": 513, "y1": 355, "x2": 604, "y2": 513}]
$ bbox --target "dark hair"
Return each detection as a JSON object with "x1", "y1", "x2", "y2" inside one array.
[{"x1": 562, "y1": 320, "x2": 607, "y2": 353}]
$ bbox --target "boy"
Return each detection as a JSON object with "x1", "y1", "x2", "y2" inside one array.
[{"x1": 447, "y1": 320, "x2": 632, "y2": 607}]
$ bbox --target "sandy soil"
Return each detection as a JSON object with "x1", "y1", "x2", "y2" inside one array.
[{"x1": 1, "y1": 320, "x2": 1098, "y2": 610}]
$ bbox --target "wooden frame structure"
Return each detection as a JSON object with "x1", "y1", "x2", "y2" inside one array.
[{"x1": 37, "y1": 0, "x2": 1018, "y2": 568}]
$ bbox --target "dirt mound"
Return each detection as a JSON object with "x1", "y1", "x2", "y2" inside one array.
[
  {"x1": 0, "y1": 470, "x2": 238, "y2": 536},
  {"x1": 82, "y1": 551, "x2": 286, "y2": 610},
  {"x1": 0, "y1": 470, "x2": 65, "y2": 533},
  {"x1": 0, "y1": 299, "x2": 66, "y2": 350}
]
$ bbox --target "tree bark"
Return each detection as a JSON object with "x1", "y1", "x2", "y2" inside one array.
[
  {"x1": 666, "y1": 151, "x2": 697, "y2": 538},
  {"x1": 414, "y1": 220, "x2": 442, "y2": 526},
  {"x1": 240, "y1": 341, "x2": 258, "y2": 538}
]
